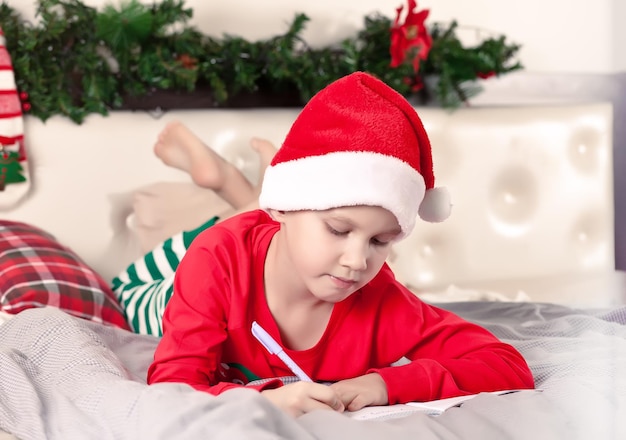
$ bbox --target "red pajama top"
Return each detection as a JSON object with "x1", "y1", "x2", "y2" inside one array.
[{"x1": 147, "y1": 210, "x2": 534, "y2": 403}]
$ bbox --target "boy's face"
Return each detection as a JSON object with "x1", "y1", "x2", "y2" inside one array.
[{"x1": 272, "y1": 205, "x2": 401, "y2": 303}]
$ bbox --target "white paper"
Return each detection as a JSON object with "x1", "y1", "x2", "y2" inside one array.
[{"x1": 346, "y1": 390, "x2": 525, "y2": 421}]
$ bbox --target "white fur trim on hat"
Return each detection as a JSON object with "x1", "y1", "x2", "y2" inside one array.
[
  {"x1": 259, "y1": 151, "x2": 426, "y2": 237},
  {"x1": 418, "y1": 187, "x2": 452, "y2": 222}
]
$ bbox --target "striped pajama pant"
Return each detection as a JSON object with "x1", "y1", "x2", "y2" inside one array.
[{"x1": 111, "y1": 217, "x2": 218, "y2": 337}]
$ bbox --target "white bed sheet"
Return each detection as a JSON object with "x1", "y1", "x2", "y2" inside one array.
[
  {"x1": 1, "y1": 302, "x2": 625, "y2": 440},
  {"x1": 0, "y1": 312, "x2": 13, "y2": 326}
]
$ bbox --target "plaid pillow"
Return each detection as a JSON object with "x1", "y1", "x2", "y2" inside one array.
[{"x1": 0, "y1": 220, "x2": 130, "y2": 330}]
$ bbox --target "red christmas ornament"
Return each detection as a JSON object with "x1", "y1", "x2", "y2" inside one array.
[
  {"x1": 176, "y1": 54, "x2": 198, "y2": 69},
  {"x1": 477, "y1": 71, "x2": 496, "y2": 79},
  {"x1": 18, "y1": 90, "x2": 30, "y2": 112}
]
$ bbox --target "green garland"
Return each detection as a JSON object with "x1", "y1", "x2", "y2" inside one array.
[{"x1": 0, "y1": 0, "x2": 523, "y2": 124}]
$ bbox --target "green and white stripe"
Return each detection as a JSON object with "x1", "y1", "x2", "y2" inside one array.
[{"x1": 112, "y1": 217, "x2": 218, "y2": 336}]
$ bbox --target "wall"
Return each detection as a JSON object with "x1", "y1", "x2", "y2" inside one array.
[{"x1": 614, "y1": 0, "x2": 626, "y2": 72}]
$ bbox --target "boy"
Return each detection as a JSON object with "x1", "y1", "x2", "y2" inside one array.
[{"x1": 144, "y1": 72, "x2": 535, "y2": 417}]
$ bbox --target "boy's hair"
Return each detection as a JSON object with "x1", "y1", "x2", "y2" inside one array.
[{"x1": 259, "y1": 72, "x2": 450, "y2": 238}]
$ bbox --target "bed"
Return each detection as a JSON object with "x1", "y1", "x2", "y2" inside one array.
[{"x1": 1, "y1": 101, "x2": 625, "y2": 440}]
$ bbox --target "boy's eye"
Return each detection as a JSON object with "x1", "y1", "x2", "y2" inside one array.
[
  {"x1": 371, "y1": 237, "x2": 391, "y2": 246},
  {"x1": 327, "y1": 225, "x2": 348, "y2": 236}
]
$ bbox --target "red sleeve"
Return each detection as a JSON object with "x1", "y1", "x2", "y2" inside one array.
[
  {"x1": 146, "y1": 228, "x2": 280, "y2": 395},
  {"x1": 366, "y1": 271, "x2": 535, "y2": 403}
]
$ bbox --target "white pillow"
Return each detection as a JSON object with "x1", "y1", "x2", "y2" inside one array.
[{"x1": 131, "y1": 181, "x2": 230, "y2": 254}]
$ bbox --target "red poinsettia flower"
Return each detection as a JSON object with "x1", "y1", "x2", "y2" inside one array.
[{"x1": 390, "y1": 0, "x2": 432, "y2": 72}]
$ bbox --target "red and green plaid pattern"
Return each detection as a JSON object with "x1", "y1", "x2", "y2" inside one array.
[{"x1": 0, "y1": 220, "x2": 130, "y2": 330}]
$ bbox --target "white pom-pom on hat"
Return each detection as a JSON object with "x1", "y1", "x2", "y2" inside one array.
[{"x1": 418, "y1": 187, "x2": 452, "y2": 223}]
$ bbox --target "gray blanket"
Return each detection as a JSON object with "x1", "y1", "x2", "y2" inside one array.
[{"x1": 1, "y1": 302, "x2": 625, "y2": 440}]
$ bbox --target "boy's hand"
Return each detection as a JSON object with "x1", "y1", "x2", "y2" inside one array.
[
  {"x1": 261, "y1": 381, "x2": 345, "y2": 417},
  {"x1": 329, "y1": 373, "x2": 389, "y2": 411}
]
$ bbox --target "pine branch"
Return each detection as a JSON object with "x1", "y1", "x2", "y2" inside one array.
[{"x1": 0, "y1": 0, "x2": 523, "y2": 123}]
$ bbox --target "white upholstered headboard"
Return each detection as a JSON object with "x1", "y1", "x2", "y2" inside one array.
[{"x1": 1, "y1": 103, "x2": 614, "y2": 300}]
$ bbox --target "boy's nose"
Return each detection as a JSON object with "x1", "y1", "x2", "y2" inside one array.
[{"x1": 340, "y1": 243, "x2": 368, "y2": 271}]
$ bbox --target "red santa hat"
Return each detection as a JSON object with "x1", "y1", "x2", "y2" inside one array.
[{"x1": 259, "y1": 71, "x2": 451, "y2": 238}]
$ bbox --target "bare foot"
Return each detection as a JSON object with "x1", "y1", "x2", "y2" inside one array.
[
  {"x1": 154, "y1": 121, "x2": 255, "y2": 208},
  {"x1": 154, "y1": 121, "x2": 228, "y2": 189}
]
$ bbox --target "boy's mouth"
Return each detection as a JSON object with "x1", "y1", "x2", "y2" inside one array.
[{"x1": 329, "y1": 275, "x2": 358, "y2": 288}]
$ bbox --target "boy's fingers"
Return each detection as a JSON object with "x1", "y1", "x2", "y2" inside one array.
[
  {"x1": 302, "y1": 397, "x2": 344, "y2": 414},
  {"x1": 304, "y1": 383, "x2": 345, "y2": 412}
]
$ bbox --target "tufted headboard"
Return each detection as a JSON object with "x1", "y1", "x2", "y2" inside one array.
[
  {"x1": 391, "y1": 104, "x2": 615, "y2": 290},
  {"x1": 1, "y1": 103, "x2": 615, "y2": 305}
]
